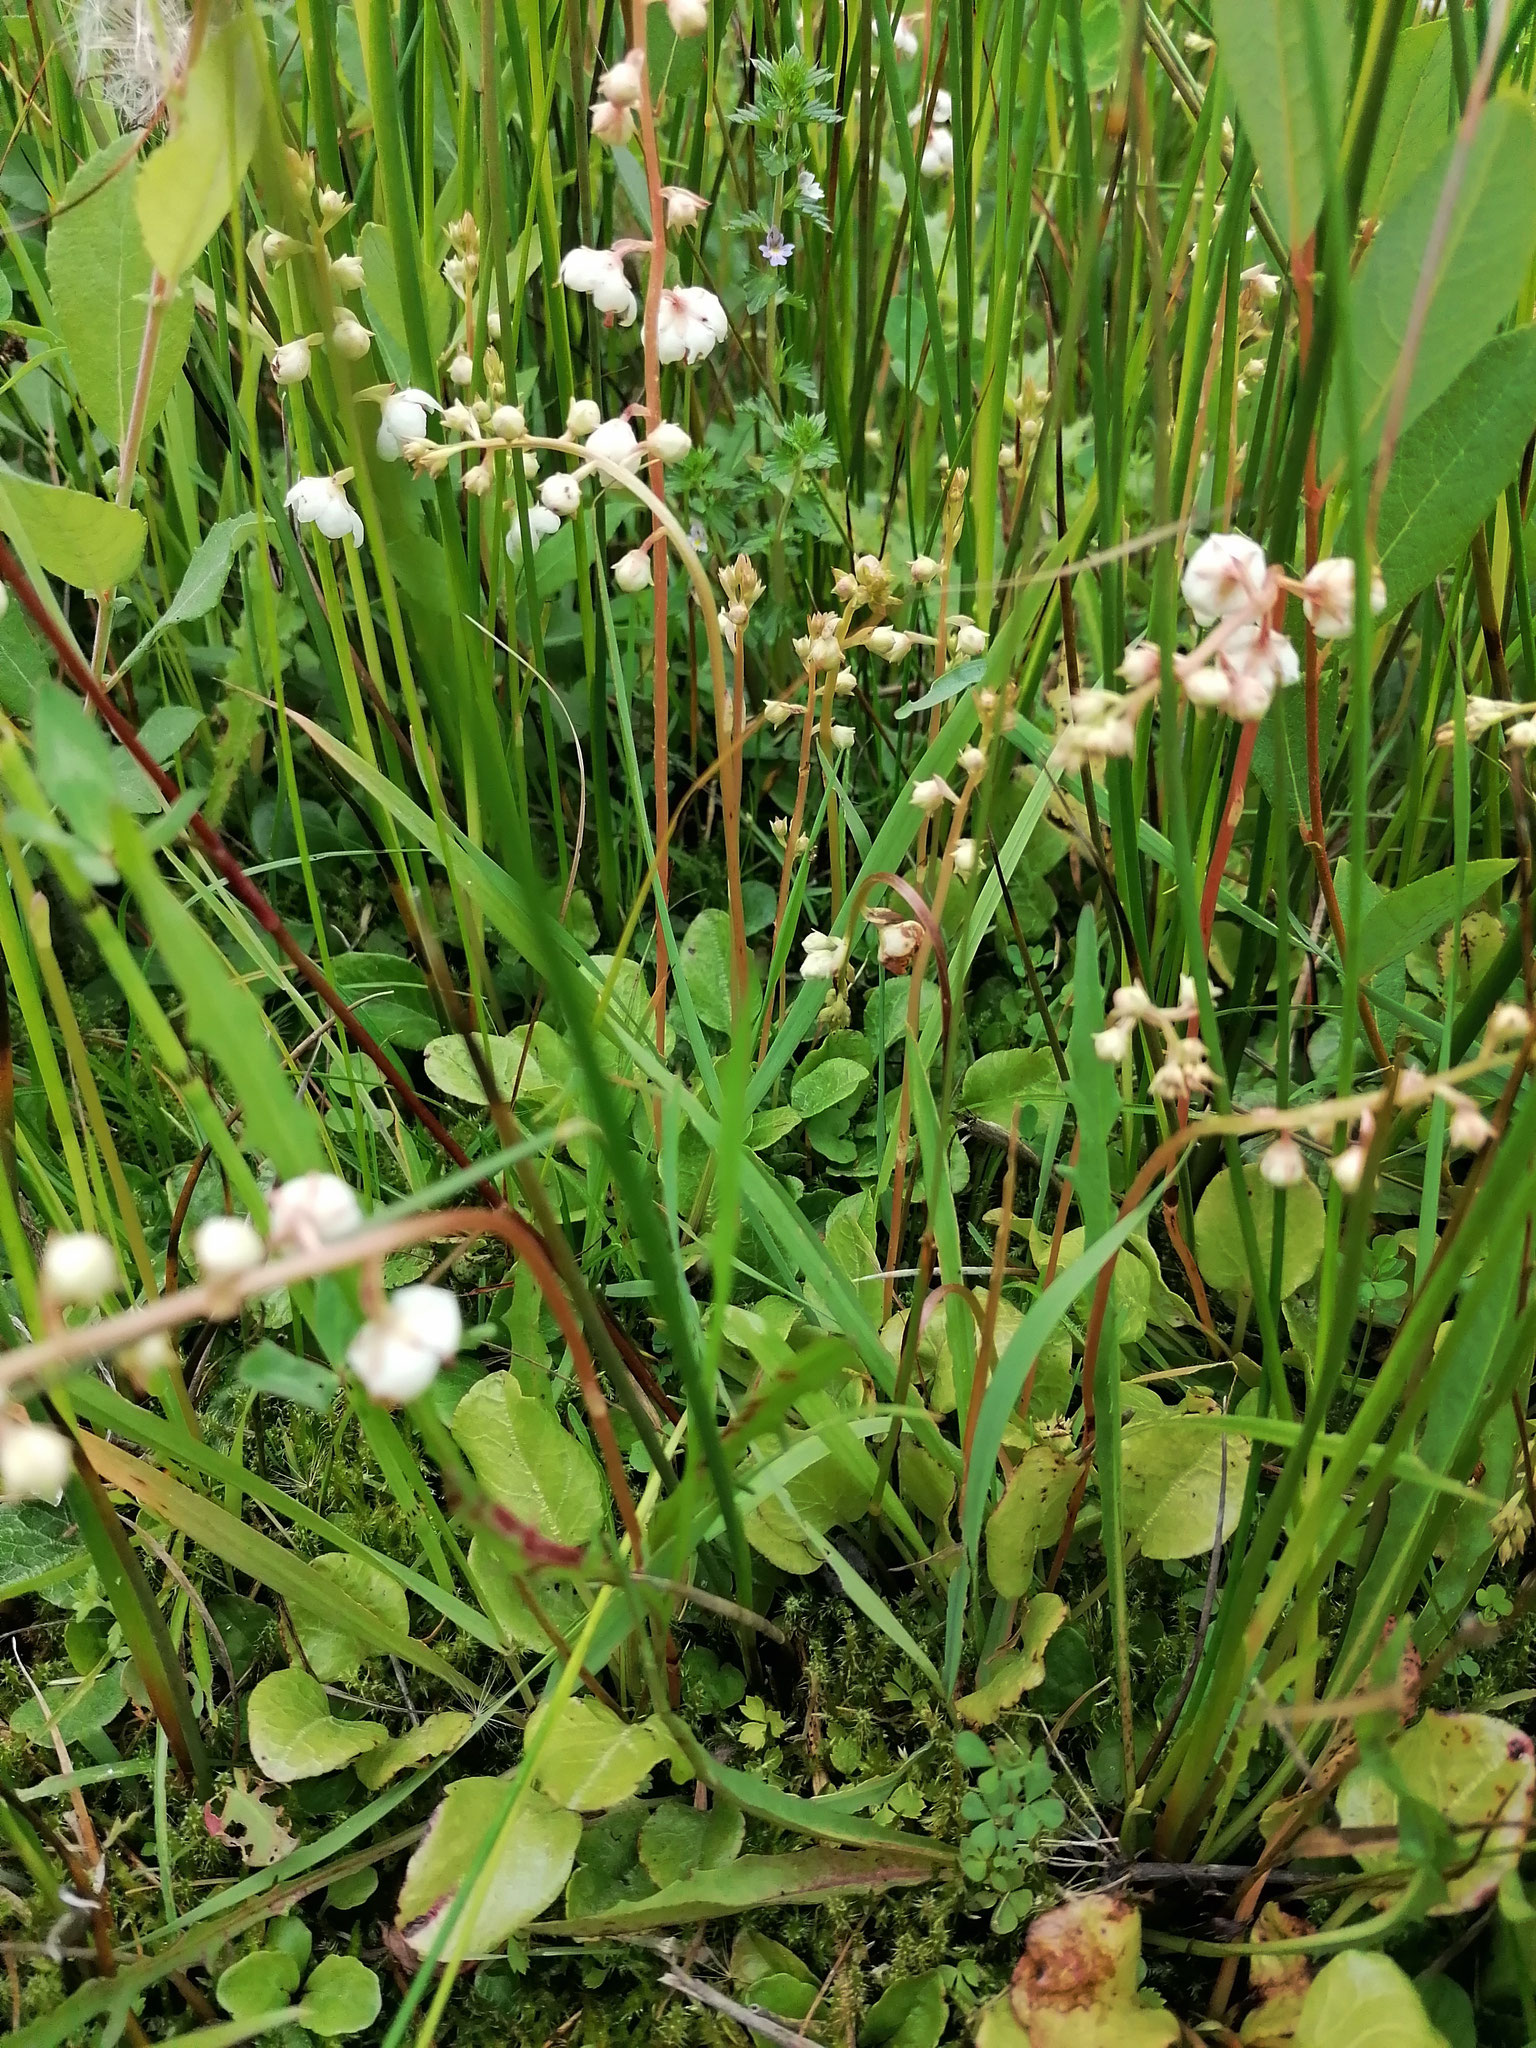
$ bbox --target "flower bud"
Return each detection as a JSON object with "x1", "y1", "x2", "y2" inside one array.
[
  {"x1": 800, "y1": 931, "x2": 848, "y2": 979},
  {"x1": 1330, "y1": 1144, "x2": 1366, "y2": 1193},
  {"x1": 1259, "y1": 1134, "x2": 1306, "y2": 1188},
  {"x1": 952, "y1": 623, "x2": 987, "y2": 658},
  {"x1": 1449, "y1": 1104, "x2": 1495, "y2": 1152},
  {"x1": 0, "y1": 1421, "x2": 73, "y2": 1504},
  {"x1": 909, "y1": 554, "x2": 939, "y2": 585},
  {"x1": 666, "y1": 0, "x2": 708, "y2": 33},
  {"x1": 448, "y1": 351, "x2": 474, "y2": 387},
  {"x1": 567, "y1": 397, "x2": 603, "y2": 440},
  {"x1": 648, "y1": 421, "x2": 692, "y2": 463},
  {"x1": 614, "y1": 547, "x2": 653, "y2": 593},
  {"x1": 911, "y1": 774, "x2": 957, "y2": 814},
  {"x1": 878, "y1": 919, "x2": 922, "y2": 968},
  {"x1": 959, "y1": 743, "x2": 987, "y2": 778},
  {"x1": 40, "y1": 1231, "x2": 118, "y2": 1307},
  {"x1": 267, "y1": 1172, "x2": 363, "y2": 1252},
  {"x1": 599, "y1": 50, "x2": 644, "y2": 106},
  {"x1": 1181, "y1": 531, "x2": 1267, "y2": 625},
  {"x1": 272, "y1": 338, "x2": 313, "y2": 385},
  {"x1": 830, "y1": 723, "x2": 856, "y2": 751},
  {"x1": 330, "y1": 312, "x2": 372, "y2": 361},
  {"x1": 194, "y1": 1216, "x2": 265, "y2": 1289},
  {"x1": 540, "y1": 473, "x2": 583, "y2": 517},
  {"x1": 328, "y1": 252, "x2": 365, "y2": 292},
  {"x1": 1118, "y1": 641, "x2": 1161, "y2": 686},
  {"x1": 952, "y1": 838, "x2": 979, "y2": 879},
  {"x1": 1093, "y1": 1020, "x2": 1134, "y2": 1064},
  {"x1": 347, "y1": 1284, "x2": 462, "y2": 1406},
  {"x1": 119, "y1": 1331, "x2": 177, "y2": 1389}
]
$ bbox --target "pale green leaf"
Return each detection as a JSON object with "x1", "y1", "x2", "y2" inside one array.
[
  {"x1": 395, "y1": 1778, "x2": 581, "y2": 1953},
  {"x1": 215, "y1": 1948, "x2": 299, "y2": 2021},
  {"x1": 527, "y1": 1696, "x2": 675, "y2": 1810},
  {"x1": 450, "y1": 1373, "x2": 604, "y2": 1542},
  {"x1": 47, "y1": 136, "x2": 194, "y2": 444},
  {"x1": 354, "y1": 1709, "x2": 475, "y2": 1791},
  {"x1": 985, "y1": 1444, "x2": 1077, "y2": 1597},
  {"x1": 638, "y1": 1798, "x2": 744, "y2": 1888},
  {"x1": 1293, "y1": 1952, "x2": 1449, "y2": 2048},
  {"x1": 679, "y1": 907, "x2": 735, "y2": 1033},
  {"x1": 0, "y1": 468, "x2": 145, "y2": 589},
  {"x1": 135, "y1": 16, "x2": 265, "y2": 280},
  {"x1": 1211, "y1": 0, "x2": 1347, "y2": 251},
  {"x1": 246, "y1": 1668, "x2": 387, "y2": 1784},
  {"x1": 956, "y1": 1593, "x2": 1066, "y2": 1723},
  {"x1": 1194, "y1": 1165, "x2": 1324, "y2": 1299},
  {"x1": 298, "y1": 1955, "x2": 383, "y2": 2038},
  {"x1": 124, "y1": 513, "x2": 258, "y2": 669},
  {"x1": 1120, "y1": 1417, "x2": 1251, "y2": 1560},
  {"x1": 286, "y1": 1551, "x2": 411, "y2": 1684}
]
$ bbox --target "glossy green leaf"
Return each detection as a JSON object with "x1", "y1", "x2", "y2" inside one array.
[
  {"x1": 1336, "y1": 1710, "x2": 1535, "y2": 1914},
  {"x1": 423, "y1": 1032, "x2": 526, "y2": 1103},
  {"x1": 1324, "y1": 93, "x2": 1536, "y2": 475},
  {"x1": 960, "y1": 1046, "x2": 1065, "y2": 1133},
  {"x1": 354, "y1": 1709, "x2": 475, "y2": 1791},
  {"x1": 1362, "y1": 21, "x2": 1454, "y2": 221},
  {"x1": 1194, "y1": 1165, "x2": 1324, "y2": 1299},
  {"x1": 1377, "y1": 327, "x2": 1536, "y2": 606},
  {"x1": 861, "y1": 1971, "x2": 948, "y2": 2048},
  {"x1": 679, "y1": 907, "x2": 736, "y2": 1032},
  {"x1": 1357, "y1": 858, "x2": 1512, "y2": 978},
  {"x1": 47, "y1": 136, "x2": 194, "y2": 444},
  {"x1": 0, "y1": 468, "x2": 145, "y2": 589},
  {"x1": 135, "y1": 15, "x2": 265, "y2": 279},
  {"x1": 1120, "y1": 1417, "x2": 1251, "y2": 1560},
  {"x1": 1293, "y1": 1951, "x2": 1448, "y2": 2048},
  {"x1": 215, "y1": 1948, "x2": 300, "y2": 2021},
  {"x1": 638, "y1": 1798, "x2": 745, "y2": 1887},
  {"x1": 450, "y1": 1373, "x2": 605, "y2": 1541},
  {"x1": 287, "y1": 1551, "x2": 411, "y2": 1684},
  {"x1": 246, "y1": 1668, "x2": 388, "y2": 1783},
  {"x1": 1211, "y1": 0, "x2": 1347, "y2": 251},
  {"x1": 791, "y1": 1055, "x2": 868, "y2": 1118},
  {"x1": 298, "y1": 1955, "x2": 383, "y2": 2037},
  {"x1": 395, "y1": 1779, "x2": 582, "y2": 1953}
]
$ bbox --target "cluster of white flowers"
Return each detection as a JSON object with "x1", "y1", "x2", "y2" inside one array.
[
  {"x1": 1051, "y1": 533, "x2": 1388, "y2": 772},
  {"x1": 912, "y1": 86, "x2": 953, "y2": 178},
  {"x1": 657, "y1": 285, "x2": 729, "y2": 364},
  {"x1": 1437, "y1": 694, "x2": 1536, "y2": 754},
  {"x1": 1093, "y1": 977, "x2": 1215, "y2": 1103},
  {"x1": 800, "y1": 930, "x2": 849, "y2": 979},
  {"x1": 559, "y1": 245, "x2": 638, "y2": 326},
  {"x1": 347, "y1": 1284, "x2": 462, "y2": 1405}
]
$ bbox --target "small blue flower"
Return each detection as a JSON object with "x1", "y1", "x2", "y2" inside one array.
[{"x1": 759, "y1": 227, "x2": 794, "y2": 268}]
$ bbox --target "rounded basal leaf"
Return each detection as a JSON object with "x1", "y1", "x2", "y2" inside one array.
[
  {"x1": 354, "y1": 1708, "x2": 475, "y2": 1791},
  {"x1": 216, "y1": 1947, "x2": 300, "y2": 2020},
  {"x1": 997, "y1": 1893, "x2": 1179, "y2": 2048},
  {"x1": 467, "y1": 1531, "x2": 590, "y2": 1654},
  {"x1": 423, "y1": 1032, "x2": 528, "y2": 1103},
  {"x1": 451, "y1": 1373, "x2": 604, "y2": 1543},
  {"x1": 1120, "y1": 1418, "x2": 1250, "y2": 1561},
  {"x1": 1036, "y1": 1227, "x2": 1151, "y2": 1345},
  {"x1": 1293, "y1": 1951, "x2": 1448, "y2": 2048},
  {"x1": 1194, "y1": 1165, "x2": 1323, "y2": 1299},
  {"x1": 396, "y1": 1778, "x2": 581, "y2": 1954},
  {"x1": 744, "y1": 1440, "x2": 869, "y2": 1574},
  {"x1": 638, "y1": 1797, "x2": 744, "y2": 1887},
  {"x1": 790, "y1": 1056, "x2": 868, "y2": 1119},
  {"x1": 246, "y1": 1669, "x2": 388, "y2": 1784},
  {"x1": 986, "y1": 1444, "x2": 1076, "y2": 1597},
  {"x1": 527, "y1": 1696, "x2": 675, "y2": 1810},
  {"x1": 298, "y1": 1955, "x2": 383, "y2": 2037},
  {"x1": 960, "y1": 1047, "x2": 1065, "y2": 1133},
  {"x1": 287, "y1": 1552, "x2": 411, "y2": 1683},
  {"x1": 679, "y1": 907, "x2": 736, "y2": 1032},
  {"x1": 1335, "y1": 1710, "x2": 1535, "y2": 1914},
  {"x1": 47, "y1": 137, "x2": 195, "y2": 445},
  {"x1": 898, "y1": 1437, "x2": 955, "y2": 1525}
]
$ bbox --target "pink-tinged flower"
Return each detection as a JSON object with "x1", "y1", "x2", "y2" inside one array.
[
  {"x1": 1181, "y1": 531, "x2": 1268, "y2": 624},
  {"x1": 656, "y1": 285, "x2": 728, "y2": 364}
]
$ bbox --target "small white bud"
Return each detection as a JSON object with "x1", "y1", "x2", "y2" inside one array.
[
  {"x1": 0, "y1": 1421, "x2": 73, "y2": 1504},
  {"x1": 908, "y1": 554, "x2": 939, "y2": 585},
  {"x1": 800, "y1": 930, "x2": 849, "y2": 979},
  {"x1": 952, "y1": 623, "x2": 987, "y2": 658},
  {"x1": 118, "y1": 1331, "x2": 177, "y2": 1389},
  {"x1": 952, "y1": 838, "x2": 979, "y2": 879},
  {"x1": 830, "y1": 723, "x2": 856, "y2": 751},
  {"x1": 1181, "y1": 531, "x2": 1268, "y2": 625},
  {"x1": 598, "y1": 50, "x2": 644, "y2": 106},
  {"x1": 566, "y1": 397, "x2": 603, "y2": 440},
  {"x1": 1118, "y1": 641, "x2": 1161, "y2": 686},
  {"x1": 328, "y1": 252, "x2": 365, "y2": 292},
  {"x1": 40, "y1": 1232, "x2": 118, "y2": 1307},
  {"x1": 193, "y1": 1216, "x2": 265, "y2": 1286},
  {"x1": 1330, "y1": 1144, "x2": 1366, "y2": 1193},
  {"x1": 648, "y1": 421, "x2": 692, "y2": 463},
  {"x1": 614, "y1": 547, "x2": 653, "y2": 593},
  {"x1": 1259, "y1": 1134, "x2": 1306, "y2": 1188},
  {"x1": 266, "y1": 1172, "x2": 362, "y2": 1252},
  {"x1": 911, "y1": 774, "x2": 958, "y2": 814},
  {"x1": 958, "y1": 744, "x2": 987, "y2": 778},
  {"x1": 1449, "y1": 1103, "x2": 1495, "y2": 1152},
  {"x1": 666, "y1": 0, "x2": 708, "y2": 32},
  {"x1": 272, "y1": 338, "x2": 313, "y2": 386},
  {"x1": 540, "y1": 472, "x2": 583, "y2": 517},
  {"x1": 1094, "y1": 1020, "x2": 1134, "y2": 1064},
  {"x1": 448, "y1": 351, "x2": 474, "y2": 387},
  {"x1": 330, "y1": 311, "x2": 373, "y2": 361},
  {"x1": 490, "y1": 403, "x2": 526, "y2": 440}
]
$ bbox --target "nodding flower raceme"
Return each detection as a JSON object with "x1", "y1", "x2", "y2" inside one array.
[
  {"x1": 558, "y1": 246, "x2": 639, "y2": 326},
  {"x1": 347, "y1": 1284, "x2": 463, "y2": 1406},
  {"x1": 0, "y1": 1419, "x2": 73, "y2": 1505},
  {"x1": 656, "y1": 285, "x2": 728, "y2": 365},
  {"x1": 40, "y1": 1231, "x2": 118, "y2": 1308},
  {"x1": 506, "y1": 504, "x2": 562, "y2": 559},
  {"x1": 1092, "y1": 977, "x2": 1215, "y2": 1103},
  {"x1": 285, "y1": 473, "x2": 364, "y2": 546},
  {"x1": 266, "y1": 1172, "x2": 363, "y2": 1253},
  {"x1": 375, "y1": 387, "x2": 440, "y2": 462},
  {"x1": 800, "y1": 930, "x2": 849, "y2": 979}
]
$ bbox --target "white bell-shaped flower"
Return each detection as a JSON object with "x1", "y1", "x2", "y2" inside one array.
[
  {"x1": 656, "y1": 285, "x2": 728, "y2": 364},
  {"x1": 506, "y1": 504, "x2": 562, "y2": 559},
  {"x1": 375, "y1": 386, "x2": 440, "y2": 462},
  {"x1": 584, "y1": 416, "x2": 643, "y2": 468},
  {"x1": 194, "y1": 1215, "x2": 265, "y2": 1282},
  {"x1": 347, "y1": 1283, "x2": 462, "y2": 1405},
  {"x1": 1181, "y1": 532, "x2": 1267, "y2": 624},
  {"x1": 285, "y1": 474, "x2": 365, "y2": 546},
  {"x1": 540, "y1": 473, "x2": 583, "y2": 517},
  {"x1": 40, "y1": 1231, "x2": 119, "y2": 1307},
  {"x1": 266, "y1": 1172, "x2": 363, "y2": 1252},
  {"x1": 0, "y1": 1421, "x2": 73, "y2": 1504}
]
